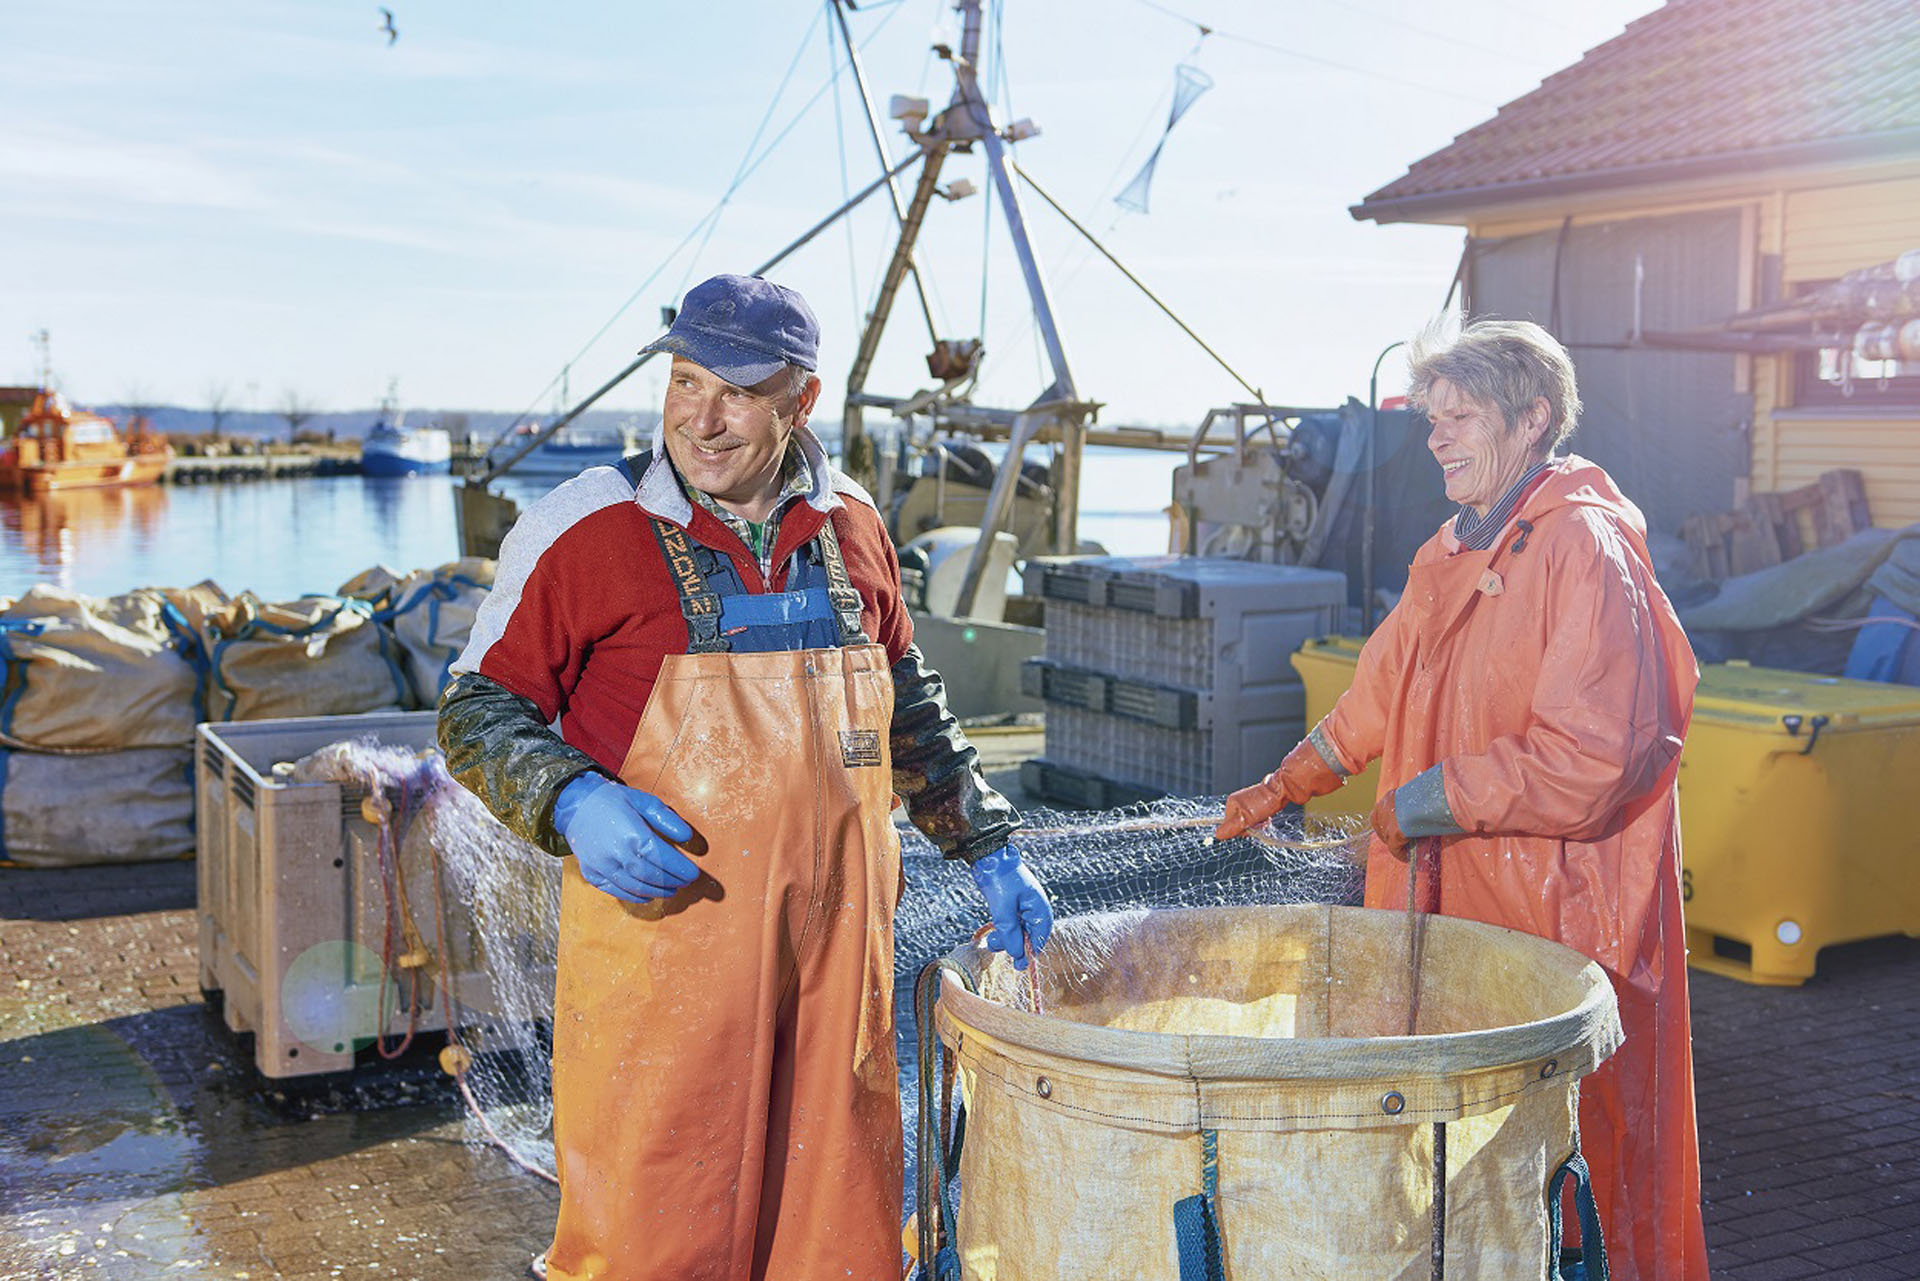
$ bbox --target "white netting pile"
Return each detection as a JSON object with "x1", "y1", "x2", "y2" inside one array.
[{"x1": 286, "y1": 739, "x2": 1368, "y2": 1191}]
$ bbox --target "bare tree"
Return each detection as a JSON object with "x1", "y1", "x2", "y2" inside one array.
[
  {"x1": 121, "y1": 381, "x2": 156, "y2": 432},
  {"x1": 277, "y1": 389, "x2": 320, "y2": 445},
  {"x1": 205, "y1": 382, "x2": 231, "y2": 440}
]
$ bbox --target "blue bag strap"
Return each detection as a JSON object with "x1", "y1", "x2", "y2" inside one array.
[
  {"x1": 210, "y1": 595, "x2": 407, "y2": 720},
  {"x1": 155, "y1": 598, "x2": 212, "y2": 726},
  {"x1": 1548, "y1": 1151, "x2": 1609, "y2": 1281},
  {"x1": 372, "y1": 573, "x2": 485, "y2": 702},
  {"x1": 912, "y1": 958, "x2": 971, "y2": 1281},
  {"x1": 1173, "y1": 1127, "x2": 1225, "y2": 1281},
  {"x1": 0, "y1": 620, "x2": 47, "y2": 742}
]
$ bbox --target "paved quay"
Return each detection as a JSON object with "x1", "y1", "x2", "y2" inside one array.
[{"x1": 4, "y1": 822, "x2": 1917, "y2": 1278}]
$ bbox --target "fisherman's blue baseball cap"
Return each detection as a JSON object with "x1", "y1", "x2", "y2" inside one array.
[{"x1": 640, "y1": 274, "x2": 819, "y2": 386}]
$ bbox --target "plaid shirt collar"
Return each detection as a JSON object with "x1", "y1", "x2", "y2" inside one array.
[{"x1": 681, "y1": 444, "x2": 812, "y2": 571}]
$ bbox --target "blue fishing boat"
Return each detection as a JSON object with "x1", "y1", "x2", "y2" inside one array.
[{"x1": 361, "y1": 417, "x2": 452, "y2": 476}]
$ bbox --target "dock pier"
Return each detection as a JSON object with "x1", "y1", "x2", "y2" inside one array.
[{"x1": 163, "y1": 453, "x2": 360, "y2": 484}]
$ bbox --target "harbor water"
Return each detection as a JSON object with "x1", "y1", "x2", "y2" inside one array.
[{"x1": 0, "y1": 447, "x2": 1183, "y2": 602}]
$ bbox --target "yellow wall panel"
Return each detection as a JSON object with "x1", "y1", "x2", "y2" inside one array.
[
  {"x1": 1782, "y1": 178, "x2": 1920, "y2": 282},
  {"x1": 1766, "y1": 415, "x2": 1920, "y2": 528}
]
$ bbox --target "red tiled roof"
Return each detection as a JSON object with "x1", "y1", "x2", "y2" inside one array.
[{"x1": 1353, "y1": 0, "x2": 1920, "y2": 223}]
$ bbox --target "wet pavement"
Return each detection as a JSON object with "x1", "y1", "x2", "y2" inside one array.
[
  {"x1": 2, "y1": 861, "x2": 556, "y2": 1281},
  {"x1": 2, "y1": 739, "x2": 1916, "y2": 1279}
]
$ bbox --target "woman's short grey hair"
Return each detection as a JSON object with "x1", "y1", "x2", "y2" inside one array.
[{"x1": 1406, "y1": 314, "x2": 1582, "y2": 450}]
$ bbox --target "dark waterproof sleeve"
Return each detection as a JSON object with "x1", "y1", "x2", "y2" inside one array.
[
  {"x1": 437, "y1": 670, "x2": 604, "y2": 859},
  {"x1": 889, "y1": 644, "x2": 1022, "y2": 862}
]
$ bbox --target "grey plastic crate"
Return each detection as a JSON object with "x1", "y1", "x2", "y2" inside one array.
[
  {"x1": 1039, "y1": 703, "x2": 1306, "y2": 799},
  {"x1": 1019, "y1": 758, "x2": 1165, "y2": 810},
  {"x1": 195, "y1": 712, "x2": 545, "y2": 1078},
  {"x1": 1021, "y1": 657, "x2": 1306, "y2": 732},
  {"x1": 1026, "y1": 555, "x2": 1345, "y2": 692},
  {"x1": 1022, "y1": 556, "x2": 1340, "y2": 796}
]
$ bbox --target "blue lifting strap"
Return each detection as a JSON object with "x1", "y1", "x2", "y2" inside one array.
[
  {"x1": 1173, "y1": 1194, "x2": 1224, "y2": 1281},
  {"x1": 1174, "y1": 1127, "x2": 1224, "y2": 1281},
  {"x1": 1547, "y1": 1151, "x2": 1609, "y2": 1281}
]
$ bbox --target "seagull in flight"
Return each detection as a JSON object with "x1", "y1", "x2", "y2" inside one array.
[{"x1": 378, "y1": 7, "x2": 398, "y2": 45}]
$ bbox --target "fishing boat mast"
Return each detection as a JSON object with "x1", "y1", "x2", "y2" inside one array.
[
  {"x1": 457, "y1": 0, "x2": 1104, "y2": 597},
  {"x1": 837, "y1": 0, "x2": 1102, "y2": 612}
]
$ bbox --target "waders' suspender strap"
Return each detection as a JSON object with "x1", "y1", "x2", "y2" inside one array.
[
  {"x1": 1173, "y1": 1128, "x2": 1225, "y2": 1281},
  {"x1": 1547, "y1": 1151, "x2": 1609, "y2": 1281},
  {"x1": 649, "y1": 518, "x2": 728, "y2": 653},
  {"x1": 811, "y1": 514, "x2": 872, "y2": 647}
]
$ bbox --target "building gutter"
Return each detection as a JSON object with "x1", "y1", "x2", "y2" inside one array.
[{"x1": 1350, "y1": 128, "x2": 1920, "y2": 225}]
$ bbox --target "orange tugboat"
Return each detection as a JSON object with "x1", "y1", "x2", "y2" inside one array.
[{"x1": 0, "y1": 389, "x2": 171, "y2": 494}]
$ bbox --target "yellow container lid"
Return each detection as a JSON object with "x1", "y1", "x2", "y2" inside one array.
[
  {"x1": 1296, "y1": 635, "x2": 1366, "y2": 662},
  {"x1": 1695, "y1": 662, "x2": 1920, "y2": 731}
]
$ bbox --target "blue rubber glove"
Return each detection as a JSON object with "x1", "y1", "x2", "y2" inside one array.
[
  {"x1": 969, "y1": 845, "x2": 1053, "y2": 971},
  {"x1": 551, "y1": 774, "x2": 699, "y2": 903}
]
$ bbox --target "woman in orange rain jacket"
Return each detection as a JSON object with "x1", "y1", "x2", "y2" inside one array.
[{"x1": 1218, "y1": 316, "x2": 1709, "y2": 1279}]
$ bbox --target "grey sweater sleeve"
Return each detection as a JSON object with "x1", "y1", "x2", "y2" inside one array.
[
  {"x1": 889, "y1": 644, "x2": 1022, "y2": 862},
  {"x1": 437, "y1": 671, "x2": 604, "y2": 858}
]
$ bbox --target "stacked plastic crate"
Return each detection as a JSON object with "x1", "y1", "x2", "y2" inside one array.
[{"x1": 1019, "y1": 555, "x2": 1346, "y2": 807}]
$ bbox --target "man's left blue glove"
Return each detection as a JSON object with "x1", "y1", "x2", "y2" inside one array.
[{"x1": 969, "y1": 845, "x2": 1053, "y2": 971}]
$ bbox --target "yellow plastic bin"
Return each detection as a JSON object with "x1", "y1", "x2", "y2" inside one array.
[
  {"x1": 1678, "y1": 663, "x2": 1920, "y2": 985},
  {"x1": 1287, "y1": 644, "x2": 1920, "y2": 986},
  {"x1": 1290, "y1": 636, "x2": 1378, "y2": 818}
]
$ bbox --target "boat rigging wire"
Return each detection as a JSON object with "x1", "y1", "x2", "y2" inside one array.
[
  {"x1": 482, "y1": 2, "x2": 907, "y2": 462},
  {"x1": 828, "y1": 0, "x2": 940, "y2": 344},
  {"x1": 477, "y1": 152, "x2": 923, "y2": 484},
  {"x1": 1010, "y1": 158, "x2": 1266, "y2": 406},
  {"x1": 1309, "y1": 0, "x2": 1526, "y2": 62},
  {"x1": 1122, "y1": 0, "x2": 1496, "y2": 106},
  {"x1": 827, "y1": 14, "x2": 865, "y2": 325},
  {"x1": 675, "y1": 7, "x2": 831, "y2": 303}
]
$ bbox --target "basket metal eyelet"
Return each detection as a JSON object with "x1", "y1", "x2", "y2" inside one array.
[
  {"x1": 1381, "y1": 1090, "x2": 1406, "y2": 1115},
  {"x1": 1035, "y1": 1076, "x2": 1053, "y2": 1099},
  {"x1": 1539, "y1": 1058, "x2": 1559, "y2": 1080}
]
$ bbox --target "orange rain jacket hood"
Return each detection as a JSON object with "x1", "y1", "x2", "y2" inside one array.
[{"x1": 1319, "y1": 455, "x2": 1710, "y2": 1279}]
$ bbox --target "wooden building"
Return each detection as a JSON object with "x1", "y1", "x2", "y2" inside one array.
[
  {"x1": 0, "y1": 387, "x2": 38, "y2": 438},
  {"x1": 1352, "y1": 0, "x2": 1920, "y2": 536}
]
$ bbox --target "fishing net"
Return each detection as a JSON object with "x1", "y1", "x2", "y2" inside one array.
[
  {"x1": 1115, "y1": 62, "x2": 1214, "y2": 215},
  {"x1": 282, "y1": 739, "x2": 1367, "y2": 1199}
]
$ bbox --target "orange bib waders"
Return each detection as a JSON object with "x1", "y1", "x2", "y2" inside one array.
[{"x1": 545, "y1": 518, "x2": 905, "y2": 1281}]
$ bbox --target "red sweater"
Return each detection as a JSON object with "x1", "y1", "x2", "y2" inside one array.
[{"x1": 455, "y1": 452, "x2": 912, "y2": 774}]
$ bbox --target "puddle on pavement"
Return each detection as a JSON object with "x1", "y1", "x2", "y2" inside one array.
[{"x1": 2, "y1": 998, "x2": 474, "y2": 1278}]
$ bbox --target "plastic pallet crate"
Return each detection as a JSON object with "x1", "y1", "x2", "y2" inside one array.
[
  {"x1": 1021, "y1": 657, "x2": 1306, "y2": 732},
  {"x1": 1025, "y1": 555, "x2": 1345, "y2": 693},
  {"x1": 195, "y1": 711, "x2": 542, "y2": 1077},
  {"x1": 1039, "y1": 703, "x2": 1306, "y2": 799},
  {"x1": 1019, "y1": 757, "x2": 1165, "y2": 810}
]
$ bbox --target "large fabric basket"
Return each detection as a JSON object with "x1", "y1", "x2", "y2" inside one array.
[{"x1": 933, "y1": 904, "x2": 1621, "y2": 1280}]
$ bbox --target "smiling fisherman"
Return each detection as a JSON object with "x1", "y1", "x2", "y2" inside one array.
[{"x1": 439, "y1": 273, "x2": 1054, "y2": 1281}]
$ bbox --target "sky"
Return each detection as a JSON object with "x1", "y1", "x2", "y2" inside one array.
[{"x1": 0, "y1": 0, "x2": 1664, "y2": 428}]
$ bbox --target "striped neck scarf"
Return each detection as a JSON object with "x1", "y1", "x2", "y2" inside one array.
[{"x1": 1453, "y1": 459, "x2": 1550, "y2": 551}]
